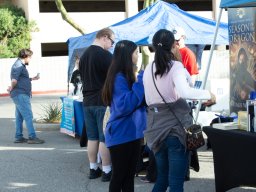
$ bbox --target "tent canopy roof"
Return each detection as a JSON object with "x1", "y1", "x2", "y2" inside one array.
[
  {"x1": 68, "y1": 1, "x2": 228, "y2": 54},
  {"x1": 220, "y1": 0, "x2": 256, "y2": 8},
  {"x1": 67, "y1": 0, "x2": 229, "y2": 81}
]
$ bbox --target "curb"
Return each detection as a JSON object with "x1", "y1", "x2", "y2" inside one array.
[
  {"x1": 26, "y1": 122, "x2": 60, "y2": 131},
  {"x1": 0, "y1": 90, "x2": 67, "y2": 97},
  {"x1": 35, "y1": 123, "x2": 60, "y2": 131}
]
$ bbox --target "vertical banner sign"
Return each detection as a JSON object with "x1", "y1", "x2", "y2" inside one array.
[
  {"x1": 228, "y1": 7, "x2": 256, "y2": 113},
  {"x1": 60, "y1": 97, "x2": 75, "y2": 137}
]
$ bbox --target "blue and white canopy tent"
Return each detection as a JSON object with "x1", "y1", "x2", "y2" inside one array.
[{"x1": 67, "y1": 0, "x2": 228, "y2": 83}]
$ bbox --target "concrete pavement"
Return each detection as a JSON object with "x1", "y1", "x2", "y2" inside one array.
[{"x1": 0, "y1": 94, "x2": 255, "y2": 192}]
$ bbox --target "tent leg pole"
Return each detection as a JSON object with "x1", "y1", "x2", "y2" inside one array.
[{"x1": 195, "y1": 8, "x2": 224, "y2": 122}]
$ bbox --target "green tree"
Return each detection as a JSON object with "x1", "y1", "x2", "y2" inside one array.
[{"x1": 0, "y1": 4, "x2": 37, "y2": 58}]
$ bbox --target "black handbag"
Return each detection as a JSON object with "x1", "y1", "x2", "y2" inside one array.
[{"x1": 151, "y1": 63, "x2": 205, "y2": 151}]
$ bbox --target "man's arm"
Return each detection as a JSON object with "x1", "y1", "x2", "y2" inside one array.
[{"x1": 7, "y1": 79, "x2": 17, "y2": 92}]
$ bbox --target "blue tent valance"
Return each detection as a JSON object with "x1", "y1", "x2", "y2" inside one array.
[{"x1": 220, "y1": 0, "x2": 256, "y2": 8}]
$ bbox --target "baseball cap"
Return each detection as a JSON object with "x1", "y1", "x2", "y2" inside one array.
[{"x1": 172, "y1": 27, "x2": 185, "y2": 40}]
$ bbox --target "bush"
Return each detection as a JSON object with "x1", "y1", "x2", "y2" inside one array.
[
  {"x1": 37, "y1": 102, "x2": 62, "y2": 123},
  {"x1": 0, "y1": 4, "x2": 38, "y2": 58}
]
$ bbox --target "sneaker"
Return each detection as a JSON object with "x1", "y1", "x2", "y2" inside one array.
[
  {"x1": 89, "y1": 167, "x2": 101, "y2": 179},
  {"x1": 27, "y1": 137, "x2": 45, "y2": 144},
  {"x1": 14, "y1": 137, "x2": 28, "y2": 143},
  {"x1": 139, "y1": 176, "x2": 152, "y2": 183},
  {"x1": 101, "y1": 171, "x2": 112, "y2": 182},
  {"x1": 185, "y1": 175, "x2": 190, "y2": 181}
]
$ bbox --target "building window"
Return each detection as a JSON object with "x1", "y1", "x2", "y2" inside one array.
[
  {"x1": 39, "y1": 1, "x2": 125, "y2": 12},
  {"x1": 138, "y1": 0, "x2": 212, "y2": 11},
  {"x1": 41, "y1": 43, "x2": 68, "y2": 57}
]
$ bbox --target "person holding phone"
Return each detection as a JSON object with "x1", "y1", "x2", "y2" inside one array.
[
  {"x1": 102, "y1": 40, "x2": 146, "y2": 192},
  {"x1": 8, "y1": 49, "x2": 44, "y2": 144}
]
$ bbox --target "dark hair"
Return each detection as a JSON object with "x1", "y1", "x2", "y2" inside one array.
[
  {"x1": 238, "y1": 48, "x2": 248, "y2": 64},
  {"x1": 152, "y1": 29, "x2": 176, "y2": 78},
  {"x1": 102, "y1": 40, "x2": 137, "y2": 106},
  {"x1": 96, "y1": 28, "x2": 114, "y2": 39},
  {"x1": 18, "y1": 49, "x2": 33, "y2": 58}
]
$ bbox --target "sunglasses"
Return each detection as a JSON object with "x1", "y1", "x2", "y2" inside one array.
[{"x1": 108, "y1": 36, "x2": 115, "y2": 45}]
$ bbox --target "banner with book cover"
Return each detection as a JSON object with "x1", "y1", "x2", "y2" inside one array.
[{"x1": 228, "y1": 7, "x2": 256, "y2": 113}]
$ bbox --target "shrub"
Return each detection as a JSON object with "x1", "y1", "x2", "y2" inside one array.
[
  {"x1": 0, "y1": 4, "x2": 38, "y2": 58},
  {"x1": 37, "y1": 102, "x2": 62, "y2": 123}
]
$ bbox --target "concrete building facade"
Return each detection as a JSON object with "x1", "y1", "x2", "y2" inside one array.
[{"x1": 0, "y1": 0, "x2": 224, "y2": 58}]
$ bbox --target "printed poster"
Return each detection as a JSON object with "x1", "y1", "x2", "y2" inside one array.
[
  {"x1": 228, "y1": 7, "x2": 256, "y2": 113},
  {"x1": 60, "y1": 97, "x2": 75, "y2": 137}
]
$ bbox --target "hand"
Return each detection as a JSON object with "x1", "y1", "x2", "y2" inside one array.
[
  {"x1": 137, "y1": 70, "x2": 144, "y2": 83},
  {"x1": 203, "y1": 92, "x2": 216, "y2": 107},
  {"x1": 32, "y1": 74, "x2": 40, "y2": 80},
  {"x1": 7, "y1": 86, "x2": 12, "y2": 93}
]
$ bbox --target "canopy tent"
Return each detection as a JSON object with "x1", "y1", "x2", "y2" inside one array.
[
  {"x1": 67, "y1": 0, "x2": 228, "y2": 82},
  {"x1": 195, "y1": 0, "x2": 256, "y2": 120},
  {"x1": 220, "y1": 0, "x2": 256, "y2": 8}
]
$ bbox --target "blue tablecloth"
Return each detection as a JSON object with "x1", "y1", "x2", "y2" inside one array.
[
  {"x1": 60, "y1": 96, "x2": 84, "y2": 137},
  {"x1": 73, "y1": 99, "x2": 84, "y2": 136}
]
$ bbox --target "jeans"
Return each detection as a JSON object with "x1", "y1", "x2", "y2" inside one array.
[
  {"x1": 83, "y1": 106, "x2": 106, "y2": 142},
  {"x1": 152, "y1": 136, "x2": 189, "y2": 192},
  {"x1": 12, "y1": 94, "x2": 36, "y2": 139}
]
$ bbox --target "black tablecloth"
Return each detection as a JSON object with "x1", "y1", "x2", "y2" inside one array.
[{"x1": 203, "y1": 127, "x2": 256, "y2": 192}]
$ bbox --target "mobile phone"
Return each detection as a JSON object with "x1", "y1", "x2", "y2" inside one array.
[{"x1": 194, "y1": 81, "x2": 202, "y2": 89}]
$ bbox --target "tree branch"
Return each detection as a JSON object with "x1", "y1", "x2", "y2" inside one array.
[{"x1": 55, "y1": 0, "x2": 85, "y2": 35}]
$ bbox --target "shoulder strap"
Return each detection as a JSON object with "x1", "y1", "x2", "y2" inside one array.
[{"x1": 151, "y1": 63, "x2": 185, "y2": 129}]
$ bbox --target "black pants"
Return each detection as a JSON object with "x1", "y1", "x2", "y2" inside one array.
[
  {"x1": 146, "y1": 148, "x2": 157, "y2": 182},
  {"x1": 109, "y1": 139, "x2": 141, "y2": 192}
]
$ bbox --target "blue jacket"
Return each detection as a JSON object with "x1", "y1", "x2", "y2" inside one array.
[{"x1": 105, "y1": 72, "x2": 146, "y2": 148}]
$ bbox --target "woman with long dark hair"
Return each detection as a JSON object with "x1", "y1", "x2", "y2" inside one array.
[
  {"x1": 102, "y1": 40, "x2": 146, "y2": 192},
  {"x1": 143, "y1": 29, "x2": 216, "y2": 192}
]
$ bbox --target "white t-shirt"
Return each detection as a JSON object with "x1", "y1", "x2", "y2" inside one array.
[{"x1": 143, "y1": 61, "x2": 211, "y2": 106}]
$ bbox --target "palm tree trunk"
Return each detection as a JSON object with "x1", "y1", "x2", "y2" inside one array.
[{"x1": 141, "y1": 0, "x2": 156, "y2": 69}]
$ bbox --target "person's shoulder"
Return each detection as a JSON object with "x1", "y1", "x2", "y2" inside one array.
[
  {"x1": 183, "y1": 46, "x2": 195, "y2": 55},
  {"x1": 113, "y1": 73, "x2": 128, "y2": 88},
  {"x1": 144, "y1": 62, "x2": 152, "y2": 73},
  {"x1": 116, "y1": 72, "x2": 125, "y2": 80},
  {"x1": 171, "y1": 60, "x2": 184, "y2": 69},
  {"x1": 84, "y1": 45, "x2": 101, "y2": 53},
  {"x1": 12, "y1": 59, "x2": 23, "y2": 69},
  {"x1": 93, "y1": 45, "x2": 112, "y2": 57}
]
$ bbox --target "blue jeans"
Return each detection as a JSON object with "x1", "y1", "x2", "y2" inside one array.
[
  {"x1": 83, "y1": 106, "x2": 106, "y2": 142},
  {"x1": 12, "y1": 94, "x2": 36, "y2": 139},
  {"x1": 152, "y1": 136, "x2": 189, "y2": 192}
]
